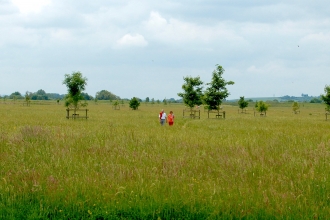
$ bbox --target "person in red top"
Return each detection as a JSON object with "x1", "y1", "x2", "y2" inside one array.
[{"x1": 167, "y1": 111, "x2": 174, "y2": 126}]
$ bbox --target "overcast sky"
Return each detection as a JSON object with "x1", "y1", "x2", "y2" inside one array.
[{"x1": 0, "y1": 0, "x2": 329, "y2": 99}]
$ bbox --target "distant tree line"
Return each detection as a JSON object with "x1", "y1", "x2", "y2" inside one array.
[{"x1": 3, "y1": 89, "x2": 121, "y2": 102}]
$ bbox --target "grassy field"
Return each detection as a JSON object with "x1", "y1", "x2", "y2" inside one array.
[{"x1": 0, "y1": 101, "x2": 329, "y2": 219}]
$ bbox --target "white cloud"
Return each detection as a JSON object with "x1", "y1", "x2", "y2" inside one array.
[
  {"x1": 116, "y1": 33, "x2": 148, "y2": 47},
  {"x1": 144, "y1": 11, "x2": 248, "y2": 48},
  {"x1": 11, "y1": 0, "x2": 51, "y2": 14},
  {"x1": 300, "y1": 32, "x2": 330, "y2": 44}
]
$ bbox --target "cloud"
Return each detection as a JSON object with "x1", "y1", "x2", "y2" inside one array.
[
  {"x1": 144, "y1": 11, "x2": 248, "y2": 48},
  {"x1": 11, "y1": 0, "x2": 51, "y2": 14},
  {"x1": 116, "y1": 33, "x2": 148, "y2": 47}
]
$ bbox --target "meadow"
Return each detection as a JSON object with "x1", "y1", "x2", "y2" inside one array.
[{"x1": 0, "y1": 100, "x2": 329, "y2": 219}]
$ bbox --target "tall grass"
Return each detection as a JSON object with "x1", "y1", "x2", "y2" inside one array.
[{"x1": 0, "y1": 102, "x2": 329, "y2": 219}]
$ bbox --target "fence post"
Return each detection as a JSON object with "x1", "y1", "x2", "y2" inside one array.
[{"x1": 66, "y1": 108, "x2": 69, "y2": 119}]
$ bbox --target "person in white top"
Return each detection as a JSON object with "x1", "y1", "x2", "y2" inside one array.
[{"x1": 159, "y1": 109, "x2": 167, "y2": 126}]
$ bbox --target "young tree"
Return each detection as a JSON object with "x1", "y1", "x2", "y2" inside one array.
[
  {"x1": 129, "y1": 97, "x2": 140, "y2": 110},
  {"x1": 63, "y1": 71, "x2": 88, "y2": 110},
  {"x1": 321, "y1": 85, "x2": 330, "y2": 112},
  {"x1": 256, "y1": 101, "x2": 269, "y2": 115},
  {"x1": 151, "y1": 98, "x2": 155, "y2": 104},
  {"x1": 203, "y1": 65, "x2": 234, "y2": 110},
  {"x1": 145, "y1": 97, "x2": 150, "y2": 103},
  {"x1": 25, "y1": 91, "x2": 31, "y2": 106},
  {"x1": 178, "y1": 76, "x2": 204, "y2": 109},
  {"x1": 238, "y1": 96, "x2": 248, "y2": 112},
  {"x1": 292, "y1": 101, "x2": 300, "y2": 113},
  {"x1": 163, "y1": 98, "x2": 167, "y2": 105},
  {"x1": 113, "y1": 100, "x2": 120, "y2": 110}
]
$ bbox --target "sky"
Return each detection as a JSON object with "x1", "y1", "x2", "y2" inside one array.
[{"x1": 0, "y1": 0, "x2": 329, "y2": 100}]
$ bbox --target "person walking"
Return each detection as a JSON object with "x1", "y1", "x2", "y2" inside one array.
[
  {"x1": 159, "y1": 109, "x2": 167, "y2": 126},
  {"x1": 167, "y1": 111, "x2": 174, "y2": 126}
]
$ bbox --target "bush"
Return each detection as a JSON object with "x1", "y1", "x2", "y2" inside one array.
[{"x1": 129, "y1": 97, "x2": 140, "y2": 110}]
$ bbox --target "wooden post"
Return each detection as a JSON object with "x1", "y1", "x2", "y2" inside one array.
[
  {"x1": 223, "y1": 111, "x2": 226, "y2": 119},
  {"x1": 66, "y1": 108, "x2": 69, "y2": 119}
]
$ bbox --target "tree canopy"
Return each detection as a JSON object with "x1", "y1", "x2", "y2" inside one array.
[
  {"x1": 256, "y1": 101, "x2": 269, "y2": 114},
  {"x1": 321, "y1": 85, "x2": 330, "y2": 111},
  {"x1": 63, "y1": 71, "x2": 88, "y2": 109},
  {"x1": 178, "y1": 76, "x2": 204, "y2": 109},
  {"x1": 203, "y1": 65, "x2": 234, "y2": 110},
  {"x1": 9, "y1": 91, "x2": 23, "y2": 99},
  {"x1": 81, "y1": 92, "x2": 94, "y2": 100},
  {"x1": 95, "y1": 90, "x2": 120, "y2": 100},
  {"x1": 31, "y1": 89, "x2": 49, "y2": 100},
  {"x1": 238, "y1": 96, "x2": 248, "y2": 111},
  {"x1": 129, "y1": 97, "x2": 140, "y2": 110},
  {"x1": 292, "y1": 101, "x2": 300, "y2": 113}
]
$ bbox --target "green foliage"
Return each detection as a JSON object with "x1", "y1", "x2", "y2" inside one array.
[
  {"x1": 256, "y1": 101, "x2": 269, "y2": 114},
  {"x1": 203, "y1": 65, "x2": 234, "y2": 110},
  {"x1": 81, "y1": 101, "x2": 88, "y2": 107},
  {"x1": 178, "y1": 76, "x2": 204, "y2": 109},
  {"x1": 310, "y1": 98, "x2": 322, "y2": 103},
  {"x1": 95, "y1": 90, "x2": 120, "y2": 100},
  {"x1": 113, "y1": 100, "x2": 120, "y2": 109},
  {"x1": 81, "y1": 92, "x2": 93, "y2": 100},
  {"x1": 25, "y1": 91, "x2": 31, "y2": 106},
  {"x1": 129, "y1": 97, "x2": 140, "y2": 110},
  {"x1": 145, "y1": 97, "x2": 150, "y2": 103},
  {"x1": 31, "y1": 89, "x2": 49, "y2": 100},
  {"x1": 113, "y1": 100, "x2": 119, "y2": 106},
  {"x1": 63, "y1": 71, "x2": 87, "y2": 109},
  {"x1": 163, "y1": 98, "x2": 167, "y2": 105},
  {"x1": 292, "y1": 101, "x2": 300, "y2": 112},
  {"x1": 9, "y1": 91, "x2": 23, "y2": 99},
  {"x1": 321, "y1": 85, "x2": 330, "y2": 111},
  {"x1": 238, "y1": 96, "x2": 248, "y2": 111},
  {"x1": 151, "y1": 98, "x2": 155, "y2": 104}
]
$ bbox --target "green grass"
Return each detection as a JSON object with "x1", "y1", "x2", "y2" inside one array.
[{"x1": 0, "y1": 101, "x2": 329, "y2": 219}]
